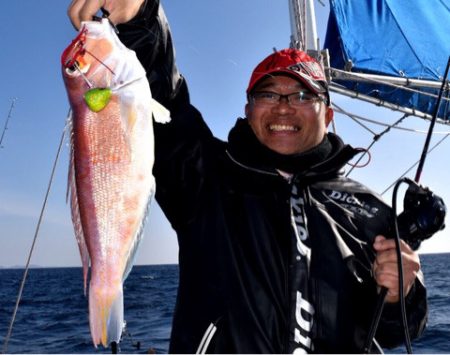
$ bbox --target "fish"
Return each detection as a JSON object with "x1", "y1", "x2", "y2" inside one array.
[{"x1": 61, "y1": 18, "x2": 170, "y2": 348}]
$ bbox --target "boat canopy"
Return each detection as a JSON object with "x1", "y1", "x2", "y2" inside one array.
[{"x1": 324, "y1": 0, "x2": 450, "y2": 121}]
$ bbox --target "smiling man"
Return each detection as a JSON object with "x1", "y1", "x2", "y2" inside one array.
[
  {"x1": 68, "y1": 0, "x2": 428, "y2": 353},
  {"x1": 245, "y1": 49, "x2": 333, "y2": 156}
]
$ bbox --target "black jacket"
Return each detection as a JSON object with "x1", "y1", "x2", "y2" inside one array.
[{"x1": 118, "y1": 2, "x2": 427, "y2": 353}]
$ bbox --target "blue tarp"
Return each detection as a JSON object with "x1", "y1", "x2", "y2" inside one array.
[{"x1": 324, "y1": 0, "x2": 450, "y2": 120}]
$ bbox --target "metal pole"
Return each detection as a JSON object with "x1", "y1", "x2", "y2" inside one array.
[
  {"x1": 329, "y1": 84, "x2": 446, "y2": 123},
  {"x1": 305, "y1": 0, "x2": 319, "y2": 51}
]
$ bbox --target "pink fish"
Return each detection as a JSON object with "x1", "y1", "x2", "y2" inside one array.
[{"x1": 61, "y1": 19, "x2": 169, "y2": 348}]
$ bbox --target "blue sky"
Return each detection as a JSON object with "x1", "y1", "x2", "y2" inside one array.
[{"x1": 0, "y1": 0, "x2": 449, "y2": 268}]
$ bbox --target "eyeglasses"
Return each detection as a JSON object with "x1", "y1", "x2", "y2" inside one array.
[{"x1": 250, "y1": 91, "x2": 325, "y2": 107}]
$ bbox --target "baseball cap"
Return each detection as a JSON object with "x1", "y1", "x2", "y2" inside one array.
[{"x1": 247, "y1": 48, "x2": 329, "y2": 103}]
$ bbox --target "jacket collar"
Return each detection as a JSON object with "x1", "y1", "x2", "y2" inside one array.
[{"x1": 226, "y1": 118, "x2": 361, "y2": 180}]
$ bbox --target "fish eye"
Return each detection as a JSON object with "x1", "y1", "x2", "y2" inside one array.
[
  {"x1": 65, "y1": 61, "x2": 78, "y2": 74},
  {"x1": 65, "y1": 61, "x2": 91, "y2": 77}
]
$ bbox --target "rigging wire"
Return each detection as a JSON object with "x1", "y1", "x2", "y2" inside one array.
[
  {"x1": 345, "y1": 114, "x2": 408, "y2": 177},
  {"x1": 330, "y1": 67, "x2": 450, "y2": 104},
  {"x1": 0, "y1": 98, "x2": 18, "y2": 149},
  {"x1": 332, "y1": 102, "x2": 418, "y2": 177},
  {"x1": 1, "y1": 113, "x2": 70, "y2": 355},
  {"x1": 333, "y1": 102, "x2": 377, "y2": 135},
  {"x1": 331, "y1": 83, "x2": 445, "y2": 123},
  {"x1": 333, "y1": 104, "x2": 450, "y2": 135}
]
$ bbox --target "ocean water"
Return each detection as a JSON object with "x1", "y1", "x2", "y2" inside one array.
[
  {"x1": 0, "y1": 254, "x2": 449, "y2": 354},
  {"x1": 0, "y1": 265, "x2": 177, "y2": 354}
]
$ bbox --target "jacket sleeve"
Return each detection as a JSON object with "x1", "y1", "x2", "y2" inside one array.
[
  {"x1": 375, "y1": 271, "x2": 428, "y2": 349},
  {"x1": 117, "y1": 0, "x2": 180, "y2": 105},
  {"x1": 117, "y1": 0, "x2": 219, "y2": 230}
]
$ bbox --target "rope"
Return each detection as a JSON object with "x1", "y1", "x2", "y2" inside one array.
[{"x1": 1, "y1": 113, "x2": 69, "y2": 354}]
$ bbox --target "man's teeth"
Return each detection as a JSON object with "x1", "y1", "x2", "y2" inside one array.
[{"x1": 269, "y1": 124, "x2": 299, "y2": 132}]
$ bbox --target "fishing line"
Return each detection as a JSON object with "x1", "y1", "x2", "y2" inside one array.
[
  {"x1": 363, "y1": 178, "x2": 412, "y2": 353},
  {"x1": 74, "y1": 62, "x2": 94, "y2": 89},
  {"x1": 1, "y1": 112, "x2": 70, "y2": 354},
  {"x1": 391, "y1": 181, "x2": 416, "y2": 354},
  {"x1": 84, "y1": 48, "x2": 116, "y2": 76},
  {"x1": 0, "y1": 98, "x2": 18, "y2": 149},
  {"x1": 381, "y1": 133, "x2": 450, "y2": 196}
]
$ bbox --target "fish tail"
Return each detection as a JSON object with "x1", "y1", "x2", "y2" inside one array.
[{"x1": 88, "y1": 282, "x2": 124, "y2": 348}]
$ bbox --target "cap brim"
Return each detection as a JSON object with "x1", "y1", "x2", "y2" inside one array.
[{"x1": 248, "y1": 69, "x2": 327, "y2": 95}]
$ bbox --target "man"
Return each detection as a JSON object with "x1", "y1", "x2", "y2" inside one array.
[{"x1": 68, "y1": 0, "x2": 427, "y2": 353}]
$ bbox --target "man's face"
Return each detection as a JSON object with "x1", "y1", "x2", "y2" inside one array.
[{"x1": 246, "y1": 75, "x2": 333, "y2": 155}]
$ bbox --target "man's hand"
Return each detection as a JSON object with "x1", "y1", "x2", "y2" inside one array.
[
  {"x1": 372, "y1": 235, "x2": 420, "y2": 303},
  {"x1": 68, "y1": 0, "x2": 145, "y2": 30}
]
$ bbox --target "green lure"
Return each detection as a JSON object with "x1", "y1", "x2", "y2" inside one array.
[{"x1": 84, "y1": 88, "x2": 112, "y2": 112}]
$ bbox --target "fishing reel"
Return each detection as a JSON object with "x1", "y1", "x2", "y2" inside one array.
[
  {"x1": 364, "y1": 178, "x2": 446, "y2": 353},
  {"x1": 397, "y1": 178, "x2": 446, "y2": 250}
]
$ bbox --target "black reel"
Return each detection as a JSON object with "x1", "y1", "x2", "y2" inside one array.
[{"x1": 397, "y1": 178, "x2": 446, "y2": 250}]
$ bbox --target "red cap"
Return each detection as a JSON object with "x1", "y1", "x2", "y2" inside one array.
[{"x1": 247, "y1": 48, "x2": 328, "y2": 97}]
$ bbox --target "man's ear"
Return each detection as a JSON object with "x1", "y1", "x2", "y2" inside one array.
[
  {"x1": 245, "y1": 103, "x2": 250, "y2": 119},
  {"x1": 325, "y1": 107, "x2": 334, "y2": 127}
]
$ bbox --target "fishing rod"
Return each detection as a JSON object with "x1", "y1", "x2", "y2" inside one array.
[
  {"x1": 363, "y1": 57, "x2": 450, "y2": 354},
  {"x1": 0, "y1": 98, "x2": 18, "y2": 149},
  {"x1": 1, "y1": 113, "x2": 69, "y2": 355},
  {"x1": 415, "y1": 59, "x2": 450, "y2": 181}
]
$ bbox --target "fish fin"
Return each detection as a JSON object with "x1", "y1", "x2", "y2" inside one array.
[
  {"x1": 107, "y1": 288, "x2": 125, "y2": 345},
  {"x1": 65, "y1": 110, "x2": 74, "y2": 204},
  {"x1": 123, "y1": 189, "x2": 155, "y2": 281},
  {"x1": 89, "y1": 281, "x2": 124, "y2": 348},
  {"x1": 67, "y1": 112, "x2": 90, "y2": 294},
  {"x1": 151, "y1": 98, "x2": 171, "y2": 124}
]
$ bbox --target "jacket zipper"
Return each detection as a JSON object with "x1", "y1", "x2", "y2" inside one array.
[{"x1": 284, "y1": 180, "x2": 296, "y2": 353}]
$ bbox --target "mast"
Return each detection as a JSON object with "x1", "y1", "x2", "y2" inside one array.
[{"x1": 289, "y1": 0, "x2": 319, "y2": 51}]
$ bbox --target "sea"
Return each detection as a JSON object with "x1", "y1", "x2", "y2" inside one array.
[{"x1": 0, "y1": 253, "x2": 449, "y2": 354}]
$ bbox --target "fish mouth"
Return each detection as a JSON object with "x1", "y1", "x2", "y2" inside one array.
[{"x1": 269, "y1": 124, "x2": 300, "y2": 132}]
